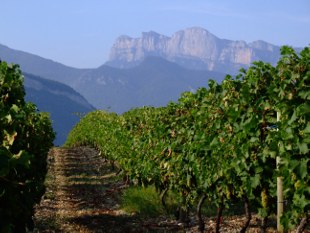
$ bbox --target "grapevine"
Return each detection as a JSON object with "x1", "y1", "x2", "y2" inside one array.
[
  {"x1": 0, "y1": 61, "x2": 55, "y2": 232},
  {"x1": 66, "y1": 46, "x2": 309, "y2": 232}
]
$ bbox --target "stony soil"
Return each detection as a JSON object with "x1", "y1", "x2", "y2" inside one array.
[{"x1": 33, "y1": 147, "x2": 304, "y2": 233}]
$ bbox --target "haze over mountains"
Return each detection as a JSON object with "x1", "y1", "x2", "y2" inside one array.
[
  {"x1": 0, "y1": 27, "x2": 301, "y2": 144},
  {"x1": 0, "y1": 27, "x2": 292, "y2": 112},
  {"x1": 24, "y1": 73, "x2": 95, "y2": 145},
  {"x1": 73, "y1": 56, "x2": 223, "y2": 113}
]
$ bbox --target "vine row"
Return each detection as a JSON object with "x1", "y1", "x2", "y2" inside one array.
[
  {"x1": 66, "y1": 46, "x2": 309, "y2": 232},
  {"x1": 0, "y1": 61, "x2": 55, "y2": 232}
]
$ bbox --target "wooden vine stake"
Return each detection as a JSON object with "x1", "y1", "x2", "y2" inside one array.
[{"x1": 277, "y1": 111, "x2": 284, "y2": 233}]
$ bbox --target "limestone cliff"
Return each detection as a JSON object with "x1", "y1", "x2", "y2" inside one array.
[{"x1": 107, "y1": 27, "x2": 281, "y2": 73}]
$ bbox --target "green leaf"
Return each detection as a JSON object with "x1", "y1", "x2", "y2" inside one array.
[
  {"x1": 5, "y1": 114, "x2": 12, "y2": 123},
  {"x1": 297, "y1": 159, "x2": 309, "y2": 179},
  {"x1": 298, "y1": 142, "x2": 308, "y2": 154},
  {"x1": 288, "y1": 159, "x2": 299, "y2": 171},
  {"x1": 282, "y1": 127, "x2": 294, "y2": 140},
  {"x1": 296, "y1": 103, "x2": 310, "y2": 115},
  {"x1": 298, "y1": 90, "x2": 310, "y2": 100},
  {"x1": 10, "y1": 104, "x2": 19, "y2": 113},
  {"x1": 304, "y1": 123, "x2": 310, "y2": 134},
  {"x1": 250, "y1": 173, "x2": 260, "y2": 188},
  {"x1": 288, "y1": 111, "x2": 297, "y2": 125},
  {"x1": 210, "y1": 137, "x2": 219, "y2": 147},
  {"x1": 250, "y1": 137, "x2": 259, "y2": 143},
  {"x1": 293, "y1": 194, "x2": 309, "y2": 210}
]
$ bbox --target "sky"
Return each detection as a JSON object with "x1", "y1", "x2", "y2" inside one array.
[{"x1": 1, "y1": 0, "x2": 309, "y2": 68}]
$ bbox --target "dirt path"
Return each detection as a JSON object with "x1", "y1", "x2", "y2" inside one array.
[
  {"x1": 34, "y1": 147, "x2": 144, "y2": 233},
  {"x1": 34, "y1": 147, "x2": 303, "y2": 233}
]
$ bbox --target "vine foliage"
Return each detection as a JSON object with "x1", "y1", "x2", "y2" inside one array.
[
  {"x1": 0, "y1": 61, "x2": 55, "y2": 232},
  {"x1": 66, "y1": 46, "x2": 309, "y2": 231}
]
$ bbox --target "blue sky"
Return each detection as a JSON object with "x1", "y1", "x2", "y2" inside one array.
[{"x1": 1, "y1": 0, "x2": 309, "y2": 68}]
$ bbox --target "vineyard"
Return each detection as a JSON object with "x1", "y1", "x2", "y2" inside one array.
[
  {"x1": 65, "y1": 46, "x2": 309, "y2": 232},
  {"x1": 0, "y1": 46, "x2": 308, "y2": 232},
  {"x1": 0, "y1": 61, "x2": 55, "y2": 232}
]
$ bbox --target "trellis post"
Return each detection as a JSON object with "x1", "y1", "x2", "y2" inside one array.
[{"x1": 277, "y1": 111, "x2": 284, "y2": 233}]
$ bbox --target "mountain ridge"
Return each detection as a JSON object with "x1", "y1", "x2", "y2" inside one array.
[
  {"x1": 0, "y1": 27, "x2": 304, "y2": 114},
  {"x1": 106, "y1": 27, "x2": 290, "y2": 73},
  {"x1": 1, "y1": 41, "x2": 226, "y2": 113},
  {"x1": 71, "y1": 56, "x2": 224, "y2": 113},
  {"x1": 0, "y1": 44, "x2": 86, "y2": 86}
]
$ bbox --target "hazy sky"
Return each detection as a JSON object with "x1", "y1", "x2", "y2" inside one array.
[{"x1": 1, "y1": 0, "x2": 309, "y2": 68}]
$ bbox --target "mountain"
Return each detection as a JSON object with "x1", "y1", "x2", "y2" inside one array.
[
  {"x1": 0, "y1": 42, "x2": 225, "y2": 113},
  {"x1": 0, "y1": 44, "x2": 86, "y2": 86},
  {"x1": 107, "y1": 27, "x2": 284, "y2": 73},
  {"x1": 1, "y1": 27, "x2": 302, "y2": 114},
  {"x1": 24, "y1": 73, "x2": 95, "y2": 145},
  {"x1": 72, "y1": 56, "x2": 224, "y2": 113}
]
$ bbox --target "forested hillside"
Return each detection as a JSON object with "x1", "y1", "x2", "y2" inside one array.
[{"x1": 24, "y1": 73, "x2": 95, "y2": 145}]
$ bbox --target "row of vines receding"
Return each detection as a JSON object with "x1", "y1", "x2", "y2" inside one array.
[
  {"x1": 0, "y1": 61, "x2": 55, "y2": 232},
  {"x1": 65, "y1": 46, "x2": 309, "y2": 232}
]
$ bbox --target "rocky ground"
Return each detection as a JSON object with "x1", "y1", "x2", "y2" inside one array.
[{"x1": 33, "y1": 147, "x2": 303, "y2": 233}]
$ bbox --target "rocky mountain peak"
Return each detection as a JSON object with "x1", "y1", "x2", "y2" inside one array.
[
  {"x1": 141, "y1": 30, "x2": 166, "y2": 39},
  {"x1": 175, "y1": 27, "x2": 217, "y2": 39},
  {"x1": 107, "y1": 27, "x2": 282, "y2": 73},
  {"x1": 167, "y1": 27, "x2": 219, "y2": 60}
]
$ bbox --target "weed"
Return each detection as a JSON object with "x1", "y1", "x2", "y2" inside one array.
[{"x1": 121, "y1": 186, "x2": 171, "y2": 218}]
